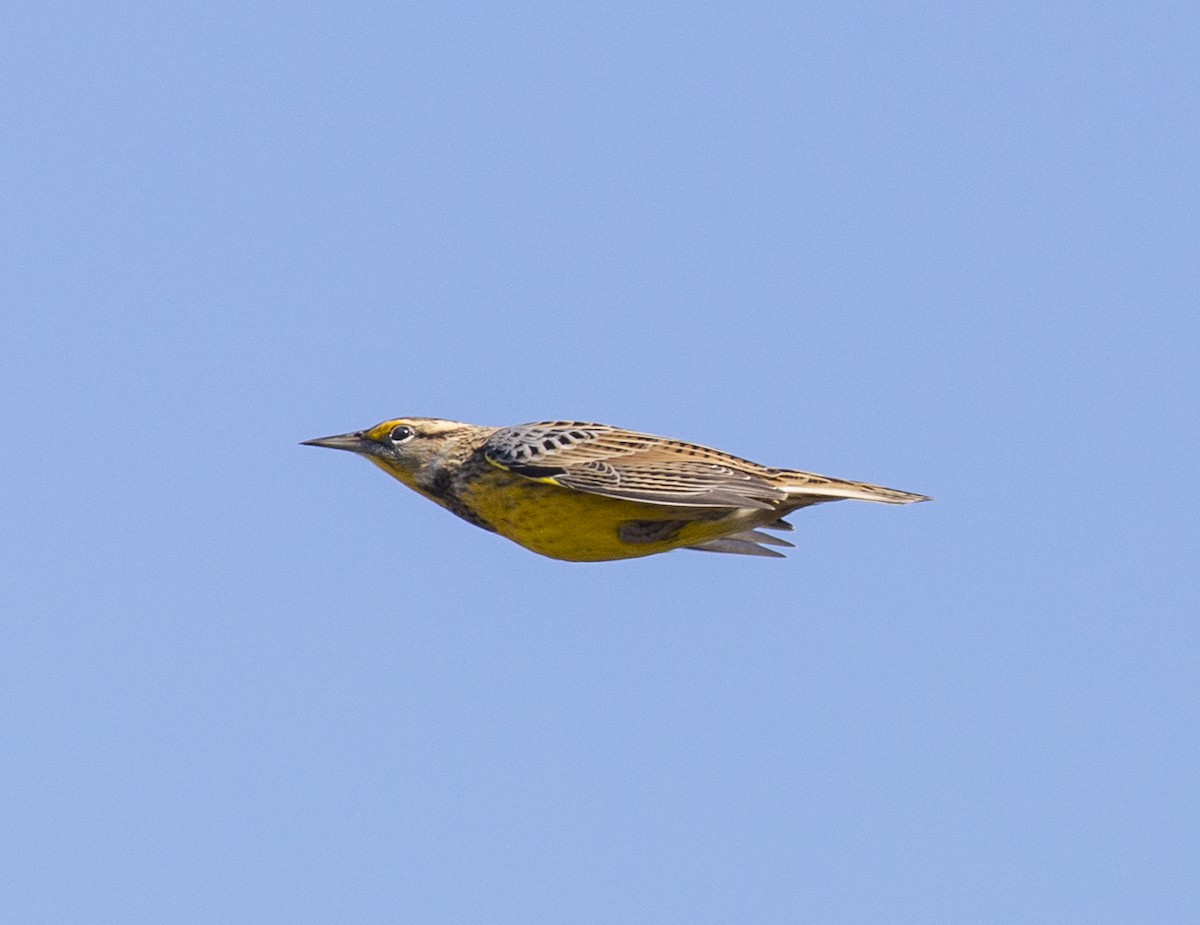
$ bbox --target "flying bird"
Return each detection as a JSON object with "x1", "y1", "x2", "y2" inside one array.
[{"x1": 303, "y1": 418, "x2": 928, "y2": 561}]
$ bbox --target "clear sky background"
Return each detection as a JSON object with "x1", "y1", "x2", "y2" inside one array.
[{"x1": 4, "y1": 2, "x2": 1197, "y2": 922}]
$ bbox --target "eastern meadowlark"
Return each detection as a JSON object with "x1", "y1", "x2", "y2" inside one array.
[{"x1": 303, "y1": 418, "x2": 928, "y2": 561}]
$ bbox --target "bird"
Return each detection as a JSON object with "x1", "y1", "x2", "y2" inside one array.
[{"x1": 302, "y1": 417, "x2": 928, "y2": 562}]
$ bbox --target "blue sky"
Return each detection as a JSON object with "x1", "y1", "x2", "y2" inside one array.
[{"x1": 4, "y1": 2, "x2": 1197, "y2": 922}]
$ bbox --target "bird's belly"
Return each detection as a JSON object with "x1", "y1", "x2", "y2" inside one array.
[{"x1": 457, "y1": 471, "x2": 737, "y2": 562}]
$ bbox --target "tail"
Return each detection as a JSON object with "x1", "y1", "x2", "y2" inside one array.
[{"x1": 776, "y1": 470, "x2": 930, "y2": 506}]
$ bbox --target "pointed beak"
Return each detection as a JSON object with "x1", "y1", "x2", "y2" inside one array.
[{"x1": 301, "y1": 431, "x2": 378, "y2": 455}]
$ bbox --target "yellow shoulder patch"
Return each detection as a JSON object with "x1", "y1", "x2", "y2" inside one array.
[{"x1": 486, "y1": 454, "x2": 564, "y2": 486}]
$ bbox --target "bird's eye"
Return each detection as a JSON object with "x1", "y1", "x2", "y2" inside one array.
[{"x1": 389, "y1": 425, "x2": 415, "y2": 443}]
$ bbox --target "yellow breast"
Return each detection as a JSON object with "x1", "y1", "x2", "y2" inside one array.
[{"x1": 456, "y1": 468, "x2": 737, "y2": 562}]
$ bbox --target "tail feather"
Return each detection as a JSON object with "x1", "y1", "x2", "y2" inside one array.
[
  {"x1": 686, "y1": 528, "x2": 795, "y2": 558},
  {"x1": 778, "y1": 471, "x2": 930, "y2": 506},
  {"x1": 687, "y1": 536, "x2": 788, "y2": 558},
  {"x1": 741, "y1": 529, "x2": 795, "y2": 548}
]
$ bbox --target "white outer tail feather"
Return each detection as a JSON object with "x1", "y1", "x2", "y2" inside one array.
[{"x1": 781, "y1": 481, "x2": 930, "y2": 505}]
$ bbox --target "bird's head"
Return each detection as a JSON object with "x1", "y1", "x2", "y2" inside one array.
[{"x1": 302, "y1": 417, "x2": 480, "y2": 488}]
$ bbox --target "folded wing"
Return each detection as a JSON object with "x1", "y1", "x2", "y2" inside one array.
[{"x1": 484, "y1": 421, "x2": 790, "y2": 509}]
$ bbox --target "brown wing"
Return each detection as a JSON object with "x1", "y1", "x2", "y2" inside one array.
[{"x1": 484, "y1": 422, "x2": 788, "y2": 510}]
